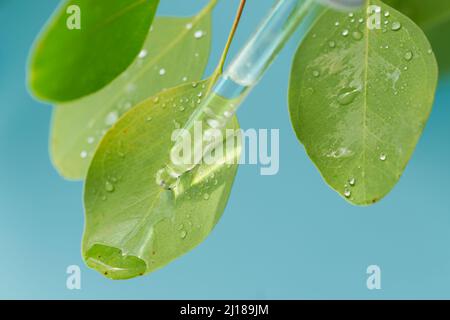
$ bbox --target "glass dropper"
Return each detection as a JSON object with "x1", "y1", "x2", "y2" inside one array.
[{"x1": 157, "y1": 0, "x2": 364, "y2": 190}]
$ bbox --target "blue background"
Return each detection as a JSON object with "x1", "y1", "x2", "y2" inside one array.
[{"x1": 0, "y1": 0, "x2": 449, "y2": 299}]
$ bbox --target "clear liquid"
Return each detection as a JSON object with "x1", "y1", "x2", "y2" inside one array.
[{"x1": 156, "y1": 76, "x2": 249, "y2": 190}]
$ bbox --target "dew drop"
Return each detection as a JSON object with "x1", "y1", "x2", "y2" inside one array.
[
  {"x1": 349, "y1": 178, "x2": 356, "y2": 186},
  {"x1": 138, "y1": 49, "x2": 148, "y2": 59},
  {"x1": 344, "y1": 189, "x2": 351, "y2": 198},
  {"x1": 105, "y1": 181, "x2": 115, "y2": 193},
  {"x1": 380, "y1": 153, "x2": 387, "y2": 161},
  {"x1": 391, "y1": 21, "x2": 402, "y2": 31},
  {"x1": 159, "y1": 68, "x2": 166, "y2": 76},
  {"x1": 194, "y1": 30, "x2": 204, "y2": 39},
  {"x1": 404, "y1": 51, "x2": 413, "y2": 61},
  {"x1": 352, "y1": 31, "x2": 362, "y2": 41},
  {"x1": 384, "y1": 11, "x2": 390, "y2": 17},
  {"x1": 341, "y1": 29, "x2": 349, "y2": 37},
  {"x1": 105, "y1": 111, "x2": 119, "y2": 126},
  {"x1": 337, "y1": 87, "x2": 360, "y2": 106}
]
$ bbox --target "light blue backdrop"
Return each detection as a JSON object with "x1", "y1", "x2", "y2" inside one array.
[{"x1": 0, "y1": 0, "x2": 449, "y2": 299}]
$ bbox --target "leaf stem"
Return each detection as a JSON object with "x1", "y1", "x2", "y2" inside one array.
[{"x1": 208, "y1": 0, "x2": 247, "y2": 91}]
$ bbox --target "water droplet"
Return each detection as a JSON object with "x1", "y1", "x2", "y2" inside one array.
[
  {"x1": 349, "y1": 178, "x2": 356, "y2": 186},
  {"x1": 404, "y1": 51, "x2": 413, "y2": 61},
  {"x1": 159, "y1": 68, "x2": 166, "y2": 76},
  {"x1": 192, "y1": 82, "x2": 198, "y2": 88},
  {"x1": 335, "y1": 21, "x2": 340, "y2": 27},
  {"x1": 337, "y1": 87, "x2": 360, "y2": 106},
  {"x1": 344, "y1": 189, "x2": 351, "y2": 198},
  {"x1": 428, "y1": 48, "x2": 433, "y2": 54},
  {"x1": 138, "y1": 49, "x2": 148, "y2": 59},
  {"x1": 80, "y1": 151, "x2": 88, "y2": 159},
  {"x1": 342, "y1": 29, "x2": 349, "y2": 37},
  {"x1": 180, "y1": 230, "x2": 187, "y2": 239},
  {"x1": 146, "y1": 116, "x2": 153, "y2": 122},
  {"x1": 203, "y1": 193, "x2": 210, "y2": 200},
  {"x1": 384, "y1": 11, "x2": 390, "y2": 17},
  {"x1": 185, "y1": 23, "x2": 193, "y2": 30},
  {"x1": 194, "y1": 30, "x2": 204, "y2": 39},
  {"x1": 173, "y1": 120, "x2": 181, "y2": 129},
  {"x1": 352, "y1": 31, "x2": 362, "y2": 41},
  {"x1": 380, "y1": 153, "x2": 387, "y2": 161},
  {"x1": 328, "y1": 40, "x2": 336, "y2": 48},
  {"x1": 182, "y1": 76, "x2": 188, "y2": 82},
  {"x1": 358, "y1": 18, "x2": 364, "y2": 23},
  {"x1": 105, "y1": 181, "x2": 115, "y2": 192},
  {"x1": 391, "y1": 21, "x2": 402, "y2": 31},
  {"x1": 348, "y1": 12, "x2": 354, "y2": 18},
  {"x1": 105, "y1": 111, "x2": 119, "y2": 126},
  {"x1": 87, "y1": 137, "x2": 95, "y2": 144},
  {"x1": 312, "y1": 70, "x2": 320, "y2": 77},
  {"x1": 197, "y1": 92, "x2": 203, "y2": 98}
]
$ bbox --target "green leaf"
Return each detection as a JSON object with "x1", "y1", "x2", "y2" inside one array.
[
  {"x1": 383, "y1": 0, "x2": 450, "y2": 71},
  {"x1": 288, "y1": 0, "x2": 438, "y2": 205},
  {"x1": 82, "y1": 80, "x2": 241, "y2": 280},
  {"x1": 28, "y1": 0, "x2": 159, "y2": 102},
  {"x1": 51, "y1": 12, "x2": 212, "y2": 180}
]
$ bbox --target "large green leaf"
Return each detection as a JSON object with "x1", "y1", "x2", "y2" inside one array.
[
  {"x1": 288, "y1": 0, "x2": 438, "y2": 205},
  {"x1": 28, "y1": 0, "x2": 159, "y2": 102},
  {"x1": 383, "y1": 0, "x2": 450, "y2": 71},
  {"x1": 51, "y1": 11, "x2": 212, "y2": 180},
  {"x1": 83, "y1": 80, "x2": 241, "y2": 280}
]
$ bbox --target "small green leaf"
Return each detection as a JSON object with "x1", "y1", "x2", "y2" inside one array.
[
  {"x1": 51, "y1": 12, "x2": 212, "y2": 180},
  {"x1": 83, "y1": 80, "x2": 241, "y2": 280},
  {"x1": 28, "y1": 0, "x2": 159, "y2": 102},
  {"x1": 288, "y1": 0, "x2": 438, "y2": 205},
  {"x1": 383, "y1": 0, "x2": 450, "y2": 71}
]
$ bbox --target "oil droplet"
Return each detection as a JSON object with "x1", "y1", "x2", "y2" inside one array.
[
  {"x1": 159, "y1": 68, "x2": 166, "y2": 76},
  {"x1": 138, "y1": 49, "x2": 148, "y2": 59},
  {"x1": 203, "y1": 193, "x2": 210, "y2": 200},
  {"x1": 380, "y1": 153, "x2": 387, "y2": 161},
  {"x1": 391, "y1": 21, "x2": 402, "y2": 31},
  {"x1": 404, "y1": 51, "x2": 413, "y2": 61},
  {"x1": 105, "y1": 181, "x2": 115, "y2": 193},
  {"x1": 352, "y1": 31, "x2": 362, "y2": 41},
  {"x1": 328, "y1": 40, "x2": 336, "y2": 48},
  {"x1": 80, "y1": 151, "x2": 88, "y2": 159},
  {"x1": 342, "y1": 29, "x2": 349, "y2": 37},
  {"x1": 337, "y1": 87, "x2": 360, "y2": 106},
  {"x1": 194, "y1": 30, "x2": 204, "y2": 39}
]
